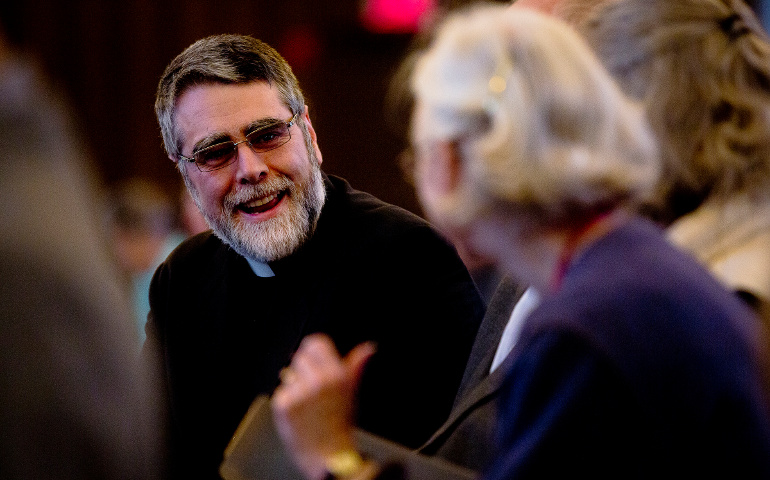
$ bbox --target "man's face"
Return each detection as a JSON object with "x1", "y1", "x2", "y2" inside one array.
[{"x1": 173, "y1": 81, "x2": 325, "y2": 262}]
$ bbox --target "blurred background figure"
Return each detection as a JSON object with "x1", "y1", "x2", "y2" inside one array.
[
  {"x1": 0, "y1": 21, "x2": 163, "y2": 480},
  {"x1": 105, "y1": 178, "x2": 190, "y2": 345},
  {"x1": 581, "y1": 0, "x2": 770, "y2": 327}
]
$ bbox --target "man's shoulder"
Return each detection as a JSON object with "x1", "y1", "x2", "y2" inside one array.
[
  {"x1": 324, "y1": 174, "x2": 435, "y2": 239},
  {"x1": 149, "y1": 230, "x2": 250, "y2": 312},
  {"x1": 161, "y1": 230, "x2": 234, "y2": 273}
]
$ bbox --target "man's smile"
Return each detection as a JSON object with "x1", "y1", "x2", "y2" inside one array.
[{"x1": 237, "y1": 190, "x2": 287, "y2": 215}]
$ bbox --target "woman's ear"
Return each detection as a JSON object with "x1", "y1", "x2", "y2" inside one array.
[{"x1": 427, "y1": 140, "x2": 464, "y2": 196}]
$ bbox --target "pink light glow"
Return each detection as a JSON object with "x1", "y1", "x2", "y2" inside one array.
[{"x1": 360, "y1": 0, "x2": 436, "y2": 34}]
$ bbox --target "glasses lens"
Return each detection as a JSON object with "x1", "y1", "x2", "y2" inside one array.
[
  {"x1": 246, "y1": 123, "x2": 291, "y2": 152},
  {"x1": 195, "y1": 142, "x2": 237, "y2": 172}
]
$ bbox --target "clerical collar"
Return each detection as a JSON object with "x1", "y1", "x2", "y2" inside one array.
[{"x1": 246, "y1": 257, "x2": 275, "y2": 277}]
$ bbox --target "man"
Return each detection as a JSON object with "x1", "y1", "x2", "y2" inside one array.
[{"x1": 147, "y1": 34, "x2": 484, "y2": 479}]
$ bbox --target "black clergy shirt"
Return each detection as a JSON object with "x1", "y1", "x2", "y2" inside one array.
[{"x1": 145, "y1": 174, "x2": 486, "y2": 480}]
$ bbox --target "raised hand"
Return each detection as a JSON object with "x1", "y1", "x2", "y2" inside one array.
[{"x1": 272, "y1": 334, "x2": 377, "y2": 480}]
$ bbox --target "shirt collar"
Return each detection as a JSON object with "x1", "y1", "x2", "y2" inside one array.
[{"x1": 246, "y1": 256, "x2": 275, "y2": 277}]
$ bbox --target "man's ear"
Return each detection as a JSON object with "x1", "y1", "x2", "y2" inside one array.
[{"x1": 302, "y1": 105, "x2": 323, "y2": 166}]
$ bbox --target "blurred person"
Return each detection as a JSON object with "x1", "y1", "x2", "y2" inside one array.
[
  {"x1": 393, "y1": 105, "x2": 505, "y2": 308},
  {"x1": 106, "y1": 178, "x2": 187, "y2": 345},
  {"x1": 149, "y1": 33, "x2": 485, "y2": 480},
  {"x1": 356, "y1": 0, "x2": 606, "y2": 471},
  {"x1": 0, "y1": 26, "x2": 163, "y2": 480},
  {"x1": 580, "y1": 0, "x2": 770, "y2": 325},
  {"x1": 271, "y1": 4, "x2": 770, "y2": 479}
]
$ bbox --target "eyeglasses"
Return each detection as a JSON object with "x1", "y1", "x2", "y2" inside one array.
[{"x1": 179, "y1": 113, "x2": 298, "y2": 172}]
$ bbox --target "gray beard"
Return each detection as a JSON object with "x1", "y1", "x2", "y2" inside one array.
[{"x1": 183, "y1": 160, "x2": 326, "y2": 263}]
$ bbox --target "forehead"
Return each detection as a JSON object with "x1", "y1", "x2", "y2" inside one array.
[{"x1": 174, "y1": 81, "x2": 288, "y2": 146}]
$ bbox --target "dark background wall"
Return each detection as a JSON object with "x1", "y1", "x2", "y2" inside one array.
[{"x1": 0, "y1": 0, "x2": 508, "y2": 217}]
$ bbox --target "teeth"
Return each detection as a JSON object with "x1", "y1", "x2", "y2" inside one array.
[{"x1": 244, "y1": 193, "x2": 278, "y2": 209}]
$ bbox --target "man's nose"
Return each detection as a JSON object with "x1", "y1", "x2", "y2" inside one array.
[{"x1": 234, "y1": 141, "x2": 269, "y2": 183}]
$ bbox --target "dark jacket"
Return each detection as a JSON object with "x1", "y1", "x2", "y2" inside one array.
[{"x1": 418, "y1": 277, "x2": 524, "y2": 471}]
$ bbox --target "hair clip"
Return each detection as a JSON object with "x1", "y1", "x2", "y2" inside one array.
[
  {"x1": 484, "y1": 75, "x2": 506, "y2": 115},
  {"x1": 484, "y1": 58, "x2": 513, "y2": 115},
  {"x1": 718, "y1": 14, "x2": 751, "y2": 41},
  {"x1": 488, "y1": 75, "x2": 507, "y2": 95}
]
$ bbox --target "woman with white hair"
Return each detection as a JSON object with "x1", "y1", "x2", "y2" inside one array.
[{"x1": 270, "y1": 4, "x2": 770, "y2": 479}]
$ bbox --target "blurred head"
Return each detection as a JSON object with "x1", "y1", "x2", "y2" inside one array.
[
  {"x1": 410, "y1": 4, "x2": 658, "y2": 235},
  {"x1": 155, "y1": 35, "x2": 325, "y2": 262},
  {"x1": 581, "y1": 0, "x2": 770, "y2": 223},
  {"x1": 106, "y1": 178, "x2": 175, "y2": 275}
]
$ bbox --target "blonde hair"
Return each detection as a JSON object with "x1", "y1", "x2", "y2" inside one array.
[
  {"x1": 411, "y1": 3, "x2": 659, "y2": 228},
  {"x1": 582, "y1": 0, "x2": 770, "y2": 223}
]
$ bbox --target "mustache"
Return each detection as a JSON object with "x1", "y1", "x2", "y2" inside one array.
[{"x1": 223, "y1": 175, "x2": 295, "y2": 210}]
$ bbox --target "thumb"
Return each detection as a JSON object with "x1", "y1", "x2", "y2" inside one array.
[{"x1": 343, "y1": 342, "x2": 377, "y2": 387}]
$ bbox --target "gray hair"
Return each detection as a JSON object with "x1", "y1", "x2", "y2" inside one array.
[
  {"x1": 552, "y1": 0, "x2": 615, "y2": 26},
  {"x1": 155, "y1": 34, "x2": 306, "y2": 162},
  {"x1": 411, "y1": 4, "x2": 659, "y2": 228},
  {"x1": 581, "y1": 0, "x2": 770, "y2": 224}
]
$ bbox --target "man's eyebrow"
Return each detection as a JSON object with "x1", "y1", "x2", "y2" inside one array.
[
  {"x1": 189, "y1": 115, "x2": 287, "y2": 153},
  {"x1": 244, "y1": 117, "x2": 284, "y2": 134},
  {"x1": 192, "y1": 133, "x2": 231, "y2": 153}
]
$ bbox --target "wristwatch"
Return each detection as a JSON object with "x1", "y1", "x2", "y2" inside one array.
[{"x1": 323, "y1": 449, "x2": 380, "y2": 480}]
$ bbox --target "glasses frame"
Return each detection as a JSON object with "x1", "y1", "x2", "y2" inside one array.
[{"x1": 179, "y1": 112, "x2": 299, "y2": 172}]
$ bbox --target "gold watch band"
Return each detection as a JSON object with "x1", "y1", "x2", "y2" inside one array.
[{"x1": 323, "y1": 449, "x2": 380, "y2": 480}]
